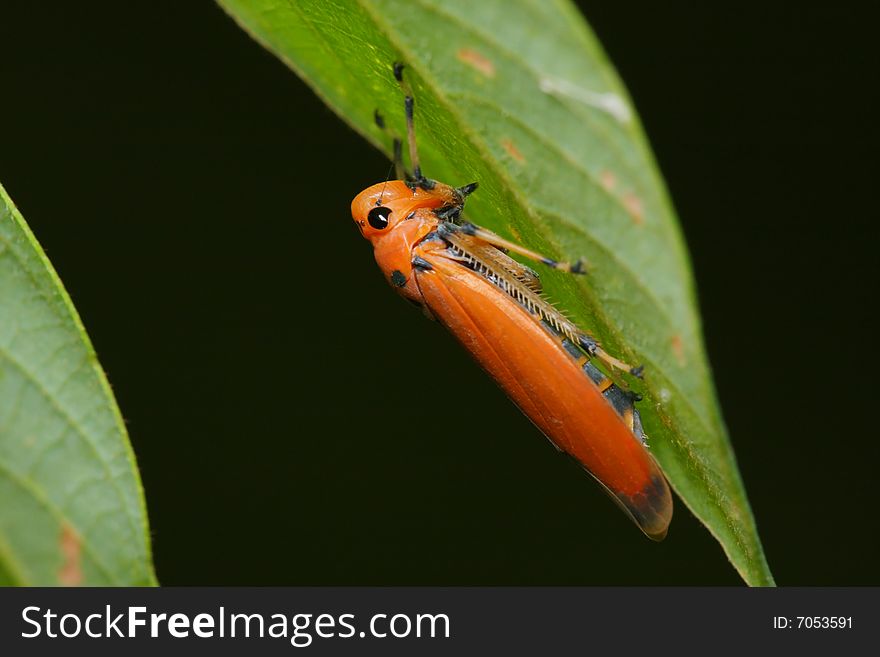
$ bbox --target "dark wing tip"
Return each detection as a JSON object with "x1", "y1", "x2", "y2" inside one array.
[
  {"x1": 597, "y1": 471, "x2": 673, "y2": 541},
  {"x1": 629, "y1": 473, "x2": 674, "y2": 541}
]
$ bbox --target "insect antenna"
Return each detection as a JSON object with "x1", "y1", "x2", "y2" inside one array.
[{"x1": 376, "y1": 159, "x2": 396, "y2": 207}]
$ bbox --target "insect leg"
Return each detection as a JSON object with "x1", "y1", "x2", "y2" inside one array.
[
  {"x1": 393, "y1": 63, "x2": 435, "y2": 191},
  {"x1": 436, "y1": 223, "x2": 643, "y2": 378},
  {"x1": 578, "y1": 333, "x2": 644, "y2": 379},
  {"x1": 373, "y1": 109, "x2": 409, "y2": 180},
  {"x1": 445, "y1": 221, "x2": 587, "y2": 275}
]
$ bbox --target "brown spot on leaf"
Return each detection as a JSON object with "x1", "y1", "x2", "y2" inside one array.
[
  {"x1": 501, "y1": 138, "x2": 526, "y2": 164},
  {"x1": 671, "y1": 334, "x2": 687, "y2": 367},
  {"x1": 58, "y1": 523, "x2": 83, "y2": 586},
  {"x1": 599, "y1": 169, "x2": 617, "y2": 192},
  {"x1": 622, "y1": 192, "x2": 645, "y2": 225},
  {"x1": 457, "y1": 48, "x2": 495, "y2": 78}
]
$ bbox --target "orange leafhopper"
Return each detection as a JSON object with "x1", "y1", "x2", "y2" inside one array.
[{"x1": 350, "y1": 64, "x2": 672, "y2": 540}]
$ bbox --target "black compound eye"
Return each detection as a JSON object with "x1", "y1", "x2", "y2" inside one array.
[{"x1": 368, "y1": 206, "x2": 392, "y2": 230}]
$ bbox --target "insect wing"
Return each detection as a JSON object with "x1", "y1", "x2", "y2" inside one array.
[{"x1": 413, "y1": 245, "x2": 672, "y2": 539}]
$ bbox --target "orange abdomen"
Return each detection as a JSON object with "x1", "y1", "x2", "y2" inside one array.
[{"x1": 413, "y1": 249, "x2": 672, "y2": 540}]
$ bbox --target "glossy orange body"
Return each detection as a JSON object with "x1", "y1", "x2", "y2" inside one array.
[{"x1": 352, "y1": 180, "x2": 672, "y2": 539}]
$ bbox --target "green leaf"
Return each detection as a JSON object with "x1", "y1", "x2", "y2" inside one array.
[
  {"x1": 0, "y1": 183, "x2": 156, "y2": 586},
  {"x1": 218, "y1": 0, "x2": 774, "y2": 585}
]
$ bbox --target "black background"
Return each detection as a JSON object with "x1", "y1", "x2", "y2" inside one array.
[{"x1": 0, "y1": 1, "x2": 876, "y2": 585}]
